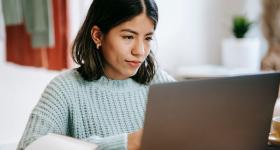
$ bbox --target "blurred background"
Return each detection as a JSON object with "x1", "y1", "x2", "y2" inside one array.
[{"x1": 0, "y1": 0, "x2": 273, "y2": 149}]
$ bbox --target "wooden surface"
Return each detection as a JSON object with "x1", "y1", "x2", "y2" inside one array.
[{"x1": 273, "y1": 98, "x2": 280, "y2": 117}]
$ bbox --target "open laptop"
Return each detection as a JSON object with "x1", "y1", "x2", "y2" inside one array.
[{"x1": 141, "y1": 72, "x2": 280, "y2": 150}]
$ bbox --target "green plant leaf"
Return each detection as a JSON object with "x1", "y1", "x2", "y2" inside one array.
[{"x1": 232, "y1": 15, "x2": 252, "y2": 38}]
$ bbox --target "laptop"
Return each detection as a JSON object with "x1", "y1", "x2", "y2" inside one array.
[{"x1": 141, "y1": 72, "x2": 280, "y2": 150}]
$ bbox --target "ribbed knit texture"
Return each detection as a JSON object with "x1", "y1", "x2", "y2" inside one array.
[{"x1": 17, "y1": 68, "x2": 175, "y2": 150}]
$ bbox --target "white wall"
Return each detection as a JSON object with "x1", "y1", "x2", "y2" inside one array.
[
  {"x1": 155, "y1": 0, "x2": 263, "y2": 73},
  {"x1": 68, "y1": 0, "x2": 92, "y2": 43},
  {"x1": 0, "y1": 63, "x2": 59, "y2": 144}
]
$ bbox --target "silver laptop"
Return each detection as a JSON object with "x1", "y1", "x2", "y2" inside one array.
[{"x1": 141, "y1": 72, "x2": 280, "y2": 150}]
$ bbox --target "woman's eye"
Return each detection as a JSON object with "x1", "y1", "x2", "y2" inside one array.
[
  {"x1": 122, "y1": 36, "x2": 134, "y2": 40},
  {"x1": 145, "y1": 37, "x2": 153, "y2": 41}
]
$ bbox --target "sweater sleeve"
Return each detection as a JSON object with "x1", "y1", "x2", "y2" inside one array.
[
  {"x1": 84, "y1": 134, "x2": 128, "y2": 150},
  {"x1": 17, "y1": 77, "x2": 69, "y2": 150}
]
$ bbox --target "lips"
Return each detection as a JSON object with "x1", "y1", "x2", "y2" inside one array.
[{"x1": 125, "y1": 60, "x2": 142, "y2": 67}]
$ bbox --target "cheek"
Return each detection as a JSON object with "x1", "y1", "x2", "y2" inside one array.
[
  {"x1": 117, "y1": 42, "x2": 134, "y2": 57},
  {"x1": 145, "y1": 44, "x2": 151, "y2": 56},
  {"x1": 102, "y1": 39, "x2": 122, "y2": 56},
  {"x1": 104, "y1": 43, "x2": 131, "y2": 62}
]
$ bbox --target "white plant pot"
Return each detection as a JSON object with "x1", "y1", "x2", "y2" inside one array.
[{"x1": 222, "y1": 38, "x2": 261, "y2": 71}]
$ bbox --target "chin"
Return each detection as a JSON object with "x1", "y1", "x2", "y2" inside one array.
[{"x1": 126, "y1": 69, "x2": 139, "y2": 78}]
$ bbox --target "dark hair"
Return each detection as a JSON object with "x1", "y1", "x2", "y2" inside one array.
[{"x1": 72, "y1": 0, "x2": 158, "y2": 85}]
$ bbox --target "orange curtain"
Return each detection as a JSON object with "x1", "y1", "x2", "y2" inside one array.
[
  {"x1": 47, "y1": 0, "x2": 69, "y2": 70},
  {"x1": 6, "y1": 24, "x2": 45, "y2": 67},
  {"x1": 5, "y1": 0, "x2": 69, "y2": 70}
]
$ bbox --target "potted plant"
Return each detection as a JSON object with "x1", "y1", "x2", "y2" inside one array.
[{"x1": 222, "y1": 15, "x2": 261, "y2": 71}]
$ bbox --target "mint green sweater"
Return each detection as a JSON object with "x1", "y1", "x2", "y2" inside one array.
[{"x1": 17, "y1": 68, "x2": 175, "y2": 150}]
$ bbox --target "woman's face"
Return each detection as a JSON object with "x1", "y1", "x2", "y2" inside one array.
[{"x1": 100, "y1": 13, "x2": 154, "y2": 80}]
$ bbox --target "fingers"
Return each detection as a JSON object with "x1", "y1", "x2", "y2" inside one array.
[
  {"x1": 128, "y1": 129, "x2": 143, "y2": 150},
  {"x1": 261, "y1": 59, "x2": 275, "y2": 71},
  {"x1": 261, "y1": 55, "x2": 274, "y2": 71},
  {"x1": 275, "y1": 63, "x2": 280, "y2": 71},
  {"x1": 261, "y1": 52, "x2": 280, "y2": 71}
]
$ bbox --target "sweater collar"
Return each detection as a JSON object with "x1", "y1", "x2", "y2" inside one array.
[
  {"x1": 74, "y1": 69, "x2": 145, "y2": 90},
  {"x1": 96, "y1": 76, "x2": 141, "y2": 90}
]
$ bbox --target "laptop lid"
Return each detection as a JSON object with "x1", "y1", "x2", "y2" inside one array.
[{"x1": 141, "y1": 72, "x2": 280, "y2": 150}]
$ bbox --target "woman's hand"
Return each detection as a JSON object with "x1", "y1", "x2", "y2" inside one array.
[
  {"x1": 128, "y1": 129, "x2": 143, "y2": 150},
  {"x1": 261, "y1": 50, "x2": 280, "y2": 71}
]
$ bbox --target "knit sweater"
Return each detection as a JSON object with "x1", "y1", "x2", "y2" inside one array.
[{"x1": 17, "y1": 68, "x2": 175, "y2": 150}]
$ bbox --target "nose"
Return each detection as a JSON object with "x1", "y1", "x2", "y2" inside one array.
[{"x1": 132, "y1": 40, "x2": 145, "y2": 56}]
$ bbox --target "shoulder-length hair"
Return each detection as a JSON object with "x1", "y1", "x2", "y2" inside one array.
[{"x1": 72, "y1": 0, "x2": 158, "y2": 85}]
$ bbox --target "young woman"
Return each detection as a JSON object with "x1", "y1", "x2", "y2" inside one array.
[{"x1": 17, "y1": 0, "x2": 175, "y2": 149}]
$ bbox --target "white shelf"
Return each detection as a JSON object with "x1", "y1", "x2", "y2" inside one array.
[{"x1": 175, "y1": 64, "x2": 263, "y2": 79}]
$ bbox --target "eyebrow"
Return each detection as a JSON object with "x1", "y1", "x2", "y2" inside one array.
[{"x1": 120, "y1": 29, "x2": 154, "y2": 36}]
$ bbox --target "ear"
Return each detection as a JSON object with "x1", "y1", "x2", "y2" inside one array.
[{"x1": 91, "y1": 26, "x2": 103, "y2": 45}]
